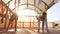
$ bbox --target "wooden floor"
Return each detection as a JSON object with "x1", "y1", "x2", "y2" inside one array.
[{"x1": 0, "y1": 28, "x2": 60, "y2": 34}]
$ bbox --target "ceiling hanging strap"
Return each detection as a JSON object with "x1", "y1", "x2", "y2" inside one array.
[
  {"x1": 18, "y1": 0, "x2": 20, "y2": 7},
  {"x1": 36, "y1": 0, "x2": 41, "y2": 15},
  {"x1": 34, "y1": 0, "x2": 36, "y2": 7},
  {"x1": 17, "y1": 0, "x2": 20, "y2": 12},
  {"x1": 34, "y1": 0, "x2": 37, "y2": 16},
  {"x1": 34, "y1": 0, "x2": 36, "y2": 10},
  {"x1": 27, "y1": 0, "x2": 28, "y2": 8},
  {"x1": 38, "y1": 0, "x2": 42, "y2": 10},
  {"x1": 38, "y1": 0, "x2": 42, "y2": 5},
  {"x1": 14, "y1": 0, "x2": 16, "y2": 12}
]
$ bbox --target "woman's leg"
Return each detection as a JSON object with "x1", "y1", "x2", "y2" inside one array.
[{"x1": 42, "y1": 21, "x2": 44, "y2": 33}]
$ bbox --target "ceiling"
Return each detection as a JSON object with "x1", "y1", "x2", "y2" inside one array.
[{"x1": 0, "y1": 0, "x2": 58, "y2": 14}]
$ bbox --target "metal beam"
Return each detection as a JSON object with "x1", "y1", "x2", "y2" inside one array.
[
  {"x1": 13, "y1": 4, "x2": 42, "y2": 11},
  {"x1": 49, "y1": 0, "x2": 55, "y2": 5},
  {"x1": 49, "y1": 0, "x2": 55, "y2": 7},
  {"x1": 6, "y1": 0, "x2": 13, "y2": 5},
  {"x1": 1, "y1": 1, "x2": 14, "y2": 14},
  {"x1": 41, "y1": 0, "x2": 50, "y2": 9}
]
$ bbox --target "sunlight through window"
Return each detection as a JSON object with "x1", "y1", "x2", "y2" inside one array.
[
  {"x1": 16, "y1": 9, "x2": 38, "y2": 28},
  {"x1": 17, "y1": 9, "x2": 38, "y2": 21}
]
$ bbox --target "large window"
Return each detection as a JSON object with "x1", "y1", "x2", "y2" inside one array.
[{"x1": 16, "y1": 9, "x2": 38, "y2": 28}]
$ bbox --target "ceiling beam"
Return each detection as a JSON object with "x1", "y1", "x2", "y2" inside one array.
[
  {"x1": 1, "y1": 1, "x2": 14, "y2": 14},
  {"x1": 41, "y1": 0, "x2": 50, "y2": 9},
  {"x1": 13, "y1": 4, "x2": 42, "y2": 11},
  {"x1": 49, "y1": 0, "x2": 55, "y2": 7},
  {"x1": 41, "y1": 0, "x2": 56, "y2": 10},
  {"x1": 6, "y1": 0, "x2": 13, "y2": 5}
]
